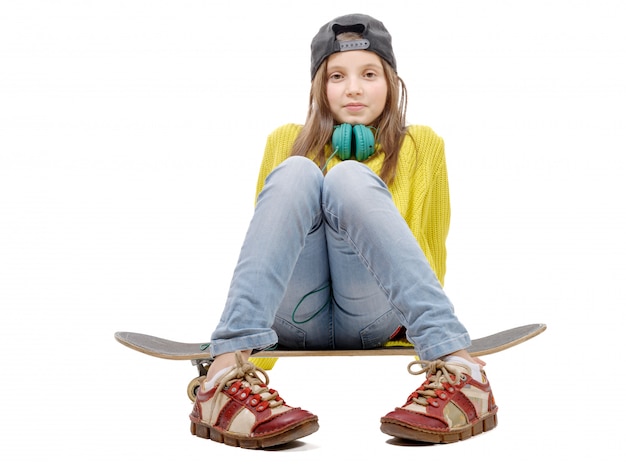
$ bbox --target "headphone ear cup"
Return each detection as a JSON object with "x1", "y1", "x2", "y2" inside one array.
[
  {"x1": 352, "y1": 124, "x2": 376, "y2": 161},
  {"x1": 332, "y1": 123, "x2": 353, "y2": 160}
]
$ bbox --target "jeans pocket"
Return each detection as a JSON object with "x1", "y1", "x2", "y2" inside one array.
[
  {"x1": 272, "y1": 316, "x2": 307, "y2": 349},
  {"x1": 359, "y1": 309, "x2": 401, "y2": 349}
]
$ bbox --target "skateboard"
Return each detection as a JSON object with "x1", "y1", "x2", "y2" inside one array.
[{"x1": 115, "y1": 323, "x2": 546, "y2": 401}]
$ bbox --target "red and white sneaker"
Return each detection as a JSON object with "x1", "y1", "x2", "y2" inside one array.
[
  {"x1": 189, "y1": 352, "x2": 319, "y2": 448},
  {"x1": 380, "y1": 359, "x2": 498, "y2": 443}
]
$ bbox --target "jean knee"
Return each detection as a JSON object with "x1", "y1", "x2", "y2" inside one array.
[
  {"x1": 324, "y1": 161, "x2": 382, "y2": 200},
  {"x1": 274, "y1": 157, "x2": 323, "y2": 185},
  {"x1": 261, "y1": 157, "x2": 324, "y2": 204}
]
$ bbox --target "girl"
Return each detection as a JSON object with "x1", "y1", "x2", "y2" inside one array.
[{"x1": 189, "y1": 13, "x2": 498, "y2": 448}]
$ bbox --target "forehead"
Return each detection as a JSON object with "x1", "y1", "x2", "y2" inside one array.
[{"x1": 326, "y1": 50, "x2": 384, "y2": 69}]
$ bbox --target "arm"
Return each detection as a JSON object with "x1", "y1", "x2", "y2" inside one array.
[
  {"x1": 420, "y1": 148, "x2": 450, "y2": 285},
  {"x1": 254, "y1": 124, "x2": 302, "y2": 203},
  {"x1": 398, "y1": 126, "x2": 450, "y2": 286}
]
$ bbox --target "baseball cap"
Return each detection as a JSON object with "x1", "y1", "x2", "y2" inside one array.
[{"x1": 310, "y1": 13, "x2": 397, "y2": 80}]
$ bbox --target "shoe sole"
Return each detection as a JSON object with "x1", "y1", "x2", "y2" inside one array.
[
  {"x1": 380, "y1": 411, "x2": 497, "y2": 444},
  {"x1": 190, "y1": 418, "x2": 319, "y2": 449}
]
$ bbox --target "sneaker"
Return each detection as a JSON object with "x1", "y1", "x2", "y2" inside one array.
[
  {"x1": 189, "y1": 352, "x2": 319, "y2": 448},
  {"x1": 380, "y1": 359, "x2": 498, "y2": 443}
]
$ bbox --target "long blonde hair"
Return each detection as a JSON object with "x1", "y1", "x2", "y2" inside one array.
[{"x1": 290, "y1": 33, "x2": 408, "y2": 185}]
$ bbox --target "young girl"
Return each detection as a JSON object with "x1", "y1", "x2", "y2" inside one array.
[{"x1": 189, "y1": 13, "x2": 497, "y2": 448}]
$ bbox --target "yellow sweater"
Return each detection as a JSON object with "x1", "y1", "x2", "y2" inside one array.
[{"x1": 255, "y1": 123, "x2": 450, "y2": 285}]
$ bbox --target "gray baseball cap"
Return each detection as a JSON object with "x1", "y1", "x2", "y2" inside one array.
[{"x1": 310, "y1": 13, "x2": 397, "y2": 80}]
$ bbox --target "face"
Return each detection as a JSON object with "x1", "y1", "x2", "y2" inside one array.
[{"x1": 326, "y1": 50, "x2": 388, "y2": 126}]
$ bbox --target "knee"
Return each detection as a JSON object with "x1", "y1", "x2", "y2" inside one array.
[
  {"x1": 259, "y1": 156, "x2": 324, "y2": 204},
  {"x1": 280, "y1": 156, "x2": 320, "y2": 173},
  {"x1": 323, "y1": 160, "x2": 384, "y2": 203},
  {"x1": 264, "y1": 157, "x2": 324, "y2": 196}
]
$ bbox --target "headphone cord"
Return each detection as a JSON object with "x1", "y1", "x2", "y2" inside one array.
[
  {"x1": 321, "y1": 146, "x2": 339, "y2": 172},
  {"x1": 291, "y1": 284, "x2": 331, "y2": 324}
]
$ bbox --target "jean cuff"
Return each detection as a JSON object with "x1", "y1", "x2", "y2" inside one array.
[{"x1": 209, "y1": 332, "x2": 279, "y2": 358}]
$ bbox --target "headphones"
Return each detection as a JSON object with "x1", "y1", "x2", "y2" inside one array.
[{"x1": 331, "y1": 123, "x2": 376, "y2": 162}]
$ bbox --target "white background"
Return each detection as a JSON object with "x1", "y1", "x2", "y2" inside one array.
[{"x1": 1, "y1": 0, "x2": 624, "y2": 461}]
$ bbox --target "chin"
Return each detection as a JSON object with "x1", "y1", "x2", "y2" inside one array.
[{"x1": 338, "y1": 117, "x2": 373, "y2": 126}]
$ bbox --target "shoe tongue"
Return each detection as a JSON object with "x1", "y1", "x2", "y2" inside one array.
[
  {"x1": 445, "y1": 362, "x2": 471, "y2": 377},
  {"x1": 442, "y1": 356, "x2": 473, "y2": 377}
]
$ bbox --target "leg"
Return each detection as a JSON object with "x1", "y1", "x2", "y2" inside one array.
[
  {"x1": 190, "y1": 158, "x2": 322, "y2": 447},
  {"x1": 209, "y1": 157, "x2": 325, "y2": 357},
  {"x1": 321, "y1": 162, "x2": 497, "y2": 443},
  {"x1": 322, "y1": 161, "x2": 470, "y2": 360}
]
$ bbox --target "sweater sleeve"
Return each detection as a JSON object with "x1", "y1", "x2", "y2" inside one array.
[
  {"x1": 401, "y1": 126, "x2": 451, "y2": 286},
  {"x1": 421, "y1": 146, "x2": 450, "y2": 285},
  {"x1": 254, "y1": 124, "x2": 302, "y2": 203}
]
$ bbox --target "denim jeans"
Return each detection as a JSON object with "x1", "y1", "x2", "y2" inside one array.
[{"x1": 210, "y1": 157, "x2": 470, "y2": 360}]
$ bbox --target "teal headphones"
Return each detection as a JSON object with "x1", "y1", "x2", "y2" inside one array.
[{"x1": 332, "y1": 123, "x2": 376, "y2": 161}]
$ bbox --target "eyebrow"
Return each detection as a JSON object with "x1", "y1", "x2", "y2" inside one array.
[{"x1": 327, "y1": 62, "x2": 384, "y2": 72}]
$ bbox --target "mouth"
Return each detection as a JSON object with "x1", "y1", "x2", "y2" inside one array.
[{"x1": 344, "y1": 103, "x2": 366, "y2": 112}]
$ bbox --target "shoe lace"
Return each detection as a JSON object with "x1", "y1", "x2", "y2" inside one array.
[
  {"x1": 405, "y1": 359, "x2": 467, "y2": 407},
  {"x1": 216, "y1": 352, "x2": 284, "y2": 411}
]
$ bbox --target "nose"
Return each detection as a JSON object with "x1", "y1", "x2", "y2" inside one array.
[{"x1": 345, "y1": 79, "x2": 363, "y2": 96}]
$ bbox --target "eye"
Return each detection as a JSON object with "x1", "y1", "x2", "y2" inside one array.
[
  {"x1": 363, "y1": 70, "x2": 378, "y2": 79},
  {"x1": 328, "y1": 72, "x2": 344, "y2": 81}
]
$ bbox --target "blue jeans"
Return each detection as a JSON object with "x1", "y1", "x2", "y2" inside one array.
[{"x1": 210, "y1": 157, "x2": 470, "y2": 360}]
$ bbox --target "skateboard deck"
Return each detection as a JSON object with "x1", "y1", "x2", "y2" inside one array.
[
  {"x1": 115, "y1": 323, "x2": 545, "y2": 360},
  {"x1": 115, "y1": 323, "x2": 545, "y2": 401}
]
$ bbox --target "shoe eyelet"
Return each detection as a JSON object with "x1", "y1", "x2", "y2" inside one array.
[{"x1": 427, "y1": 397, "x2": 440, "y2": 407}]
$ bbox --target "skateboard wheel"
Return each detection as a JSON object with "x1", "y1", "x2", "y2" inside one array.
[{"x1": 187, "y1": 376, "x2": 205, "y2": 402}]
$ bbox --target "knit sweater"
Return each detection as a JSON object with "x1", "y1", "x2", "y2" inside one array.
[{"x1": 255, "y1": 123, "x2": 450, "y2": 285}]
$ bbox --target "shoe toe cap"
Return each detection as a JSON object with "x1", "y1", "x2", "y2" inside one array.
[
  {"x1": 382, "y1": 408, "x2": 448, "y2": 431},
  {"x1": 253, "y1": 408, "x2": 318, "y2": 436}
]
